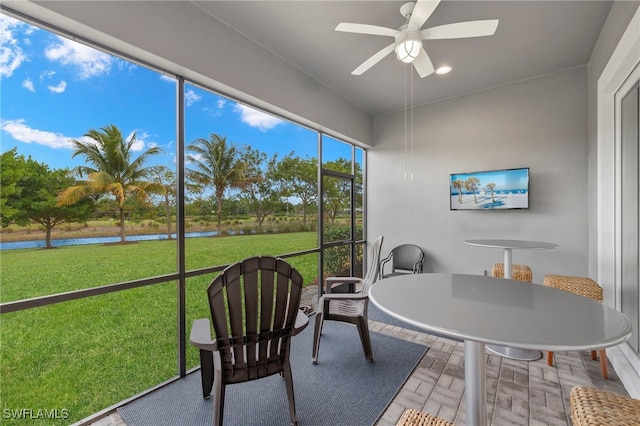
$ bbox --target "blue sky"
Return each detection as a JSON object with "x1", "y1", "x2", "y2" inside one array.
[{"x1": 0, "y1": 13, "x2": 328, "y2": 172}]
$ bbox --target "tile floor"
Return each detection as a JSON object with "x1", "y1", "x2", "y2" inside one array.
[{"x1": 86, "y1": 285, "x2": 629, "y2": 426}]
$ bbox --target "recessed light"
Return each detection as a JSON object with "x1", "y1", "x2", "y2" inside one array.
[{"x1": 435, "y1": 66, "x2": 452, "y2": 75}]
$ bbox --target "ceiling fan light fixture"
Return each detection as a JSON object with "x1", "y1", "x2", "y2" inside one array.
[
  {"x1": 336, "y1": 0, "x2": 499, "y2": 77},
  {"x1": 395, "y1": 34, "x2": 422, "y2": 63}
]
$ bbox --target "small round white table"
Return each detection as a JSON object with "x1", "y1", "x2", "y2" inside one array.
[
  {"x1": 369, "y1": 273, "x2": 632, "y2": 426},
  {"x1": 465, "y1": 239, "x2": 558, "y2": 360}
]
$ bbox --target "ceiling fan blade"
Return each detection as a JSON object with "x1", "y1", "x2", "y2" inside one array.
[
  {"x1": 351, "y1": 43, "x2": 396, "y2": 75},
  {"x1": 336, "y1": 23, "x2": 399, "y2": 37},
  {"x1": 408, "y1": 0, "x2": 441, "y2": 29},
  {"x1": 413, "y1": 49, "x2": 435, "y2": 78},
  {"x1": 421, "y1": 20, "x2": 499, "y2": 40}
]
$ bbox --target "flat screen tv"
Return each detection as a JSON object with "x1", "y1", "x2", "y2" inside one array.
[{"x1": 449, "y1": 167, "x2": 529, "y2": 210}]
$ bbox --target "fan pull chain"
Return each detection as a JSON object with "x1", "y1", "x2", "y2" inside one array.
[
  {"x1": 410, "y1": 64, "x2": 414, "y2": 181},
  {"x1": 404, "y1": 63, "x2": 409, "y2": 180},
  {"x1": 403, "y1": 63, "x2": 414, "y2": 181}
]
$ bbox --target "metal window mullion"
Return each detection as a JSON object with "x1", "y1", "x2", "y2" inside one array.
[
  {"x1": 350, "y1": 144, "x2": 356, "y2": 276},
  {"x1": 176, "y1": 77, "x2": 187, "y2": 377},
  {"x1": 362, "y1": 148, "x2": 368, "y2": 245},
  {"x1": 317, "y1": 132, "x2": 324, "y2": 297}
]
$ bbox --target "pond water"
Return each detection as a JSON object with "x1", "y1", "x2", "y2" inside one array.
[{"x1": 0, "y1": 231, "x2": 220, "y2": 251}]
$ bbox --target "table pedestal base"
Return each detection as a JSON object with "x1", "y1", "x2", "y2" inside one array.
[
  {"x1": 465, "y1": 341, "x2": 487, "y2": 426},
  {"x1": 487, "y1": 344, "x2": 542, "y2": 361}
]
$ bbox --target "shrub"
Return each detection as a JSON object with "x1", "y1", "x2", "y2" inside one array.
[{"x1": 323, "y1": 224, "x2": 364, "y2": 276}]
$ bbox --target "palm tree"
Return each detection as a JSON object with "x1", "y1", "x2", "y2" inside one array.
[
  {"x1": 464, "y1": 177, "x2": 481, "y2": 204},
  {"x1": 452, "y1": 179, "x2": 464, "y2": 204},
  {"x1": 186, "y1": 134, "x2": 245, "y2": 234},
  {"x1": 486, "y1": 182, "x2": 496, "y2": 202},
  {"x1": 57, "y1": 124, "x2": 161, "y2": 242},
  {"x1": 147, "y1": 165, "x2": 176, "y2": 239}
]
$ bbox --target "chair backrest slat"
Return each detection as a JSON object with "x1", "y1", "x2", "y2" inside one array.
[{"x1": 280, "y1": 259, "x2": 302, "y2": 326}]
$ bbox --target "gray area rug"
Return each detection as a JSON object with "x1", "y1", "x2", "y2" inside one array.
[{"x1": 118, "y1": 318, "x2": 427, "y2": 426}]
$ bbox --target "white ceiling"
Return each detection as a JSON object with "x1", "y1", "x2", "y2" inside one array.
[{"x1": 192, "y1": 0, "x2": 612, "y2": 117}]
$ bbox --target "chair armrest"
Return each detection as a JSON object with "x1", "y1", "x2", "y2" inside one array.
[
  {"x1": 293, "y1": 309, "x2": 309, "y2": 336},
  {"x1": 379, "y1": 253, "x2": 393, "y2": 277},
  {"x1": 320, "y1": 292, "x2": 368, "y2": 302},
  {"x1": 189, "y1": 318, "x2": 218, "y2": 352},
  {"x1": 324, "y1": 276, "x2": 363, "y2": 293}
]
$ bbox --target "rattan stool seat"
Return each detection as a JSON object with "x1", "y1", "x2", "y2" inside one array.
[
  {"x1": 396, "y1": 409, "x2": 454, "y2": 426},
  {"x1": 492, "y1": 263, "x2": 532, "y2": 282},
  {"x1": 543, "y1": 275, "x2": 608, "y2": 379},
  {"x1": 570, "y1": 386, "x2": 640, "y2": 426},
  {"x1": 543, "y1": 275, "x2": 602, "y2": 302}
]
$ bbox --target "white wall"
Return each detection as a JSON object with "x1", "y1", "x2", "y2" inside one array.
[{"x1": 370, "y1": 67, "x2": 589, "y2": 283}]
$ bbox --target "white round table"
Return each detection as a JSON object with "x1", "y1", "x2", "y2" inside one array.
[
  {"x1": 465, "y1": 239, "x2": 558, "y2": 360},
  {"x1": 369, "y1": 273, "x2": 632, "y2": 426}
]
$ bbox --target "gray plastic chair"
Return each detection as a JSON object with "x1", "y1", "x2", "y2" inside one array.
[
  {"x1": 312, "y1": 236, "x2": 384, "y2": 363},
  {"x1": 379, "y1": 244, "x2": 424, "y2": 279},
  {"x1": 190, "y1": 256, "x2": 309, "y2": 426}
]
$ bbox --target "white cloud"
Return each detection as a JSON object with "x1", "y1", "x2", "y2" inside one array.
[
  {"x1": 45, "y1": 35, "x2": 113, "y2": 80},
  {"x1": 48, "y1": 80, "x2": 67, "y2": 93},
  {"x1": 185, "y1": 153, "x2": 204, "y2": 166},
  {"x1": 234, "y1": 103, "x2": 283, "y2": 131},
  {"x1": 203, "y1": 98, "x2": 226, "y2": 117},
  {"x1": 0, "y1": 15, "x2": 28, "y2": 78},
  {"x1": 1, "y1": 119, "x2": 75, "y2": 149},
  {"x1": 185, "y1": 89, "x2": 201, "y2": 107},
  {"x1": 40, "y1": 70, "x2": 56, "y2": 81},
  {"x1": 126, "y1": 130, "x2": 164, "y2": 153},
  {"x1": 22, "y1": 78, "x2": 35, "y2": 92},
  {"x1": 116, "y1": 61, "x2": 136, "y2": 73}
]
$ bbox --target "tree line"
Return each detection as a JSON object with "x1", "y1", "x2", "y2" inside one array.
[{"x1": 1, "y1": 124, "x2": 356, "y2": 248}]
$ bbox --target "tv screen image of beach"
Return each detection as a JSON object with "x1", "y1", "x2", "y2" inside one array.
[{"x1": 449, "y1": 168, "x2": 530, "y2": 210}]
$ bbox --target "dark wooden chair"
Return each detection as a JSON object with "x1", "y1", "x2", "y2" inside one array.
[
  {"x1": 312, "y1": 236, "x2": 383, "y2": 363},
  {"x1": 190, "y1": 256, "x2": 309, "y2": 426}
]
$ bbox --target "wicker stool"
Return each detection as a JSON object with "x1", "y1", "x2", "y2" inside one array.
[
  {"x1": 543, "y1": 274, "x2": 608, "y2": 379},
  {"x1": 492, "y1": 263, "x2": 532, "y2": 282},
  {"x1": 570, "y1": 386, "x2": 640, "y2": 425},
  {"x1": 396, "y1": 409, "x2": 454, "y2": 426}
]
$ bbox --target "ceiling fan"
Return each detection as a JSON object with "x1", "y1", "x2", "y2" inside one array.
[{"x1": 336, "y1": 0, "x2": 499, "y2": 78}]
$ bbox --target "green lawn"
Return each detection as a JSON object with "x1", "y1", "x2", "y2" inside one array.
[{"x1": 0, "y1": 232, "x2": 318, "y2": 425}]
